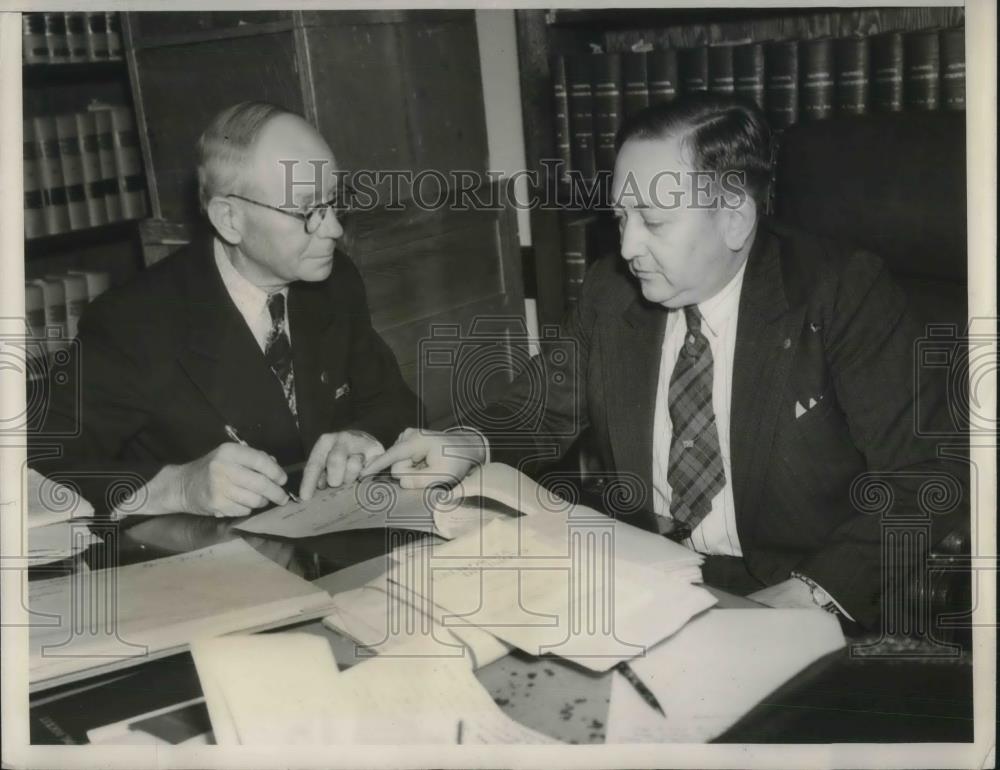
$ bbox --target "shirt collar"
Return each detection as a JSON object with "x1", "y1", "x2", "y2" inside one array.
[
  {"x1": 694, "y1": 258, "x2": 747, "y2": 338},
  {"x1": 213, "y1": 238, "x2": 286, "y2": 318}
]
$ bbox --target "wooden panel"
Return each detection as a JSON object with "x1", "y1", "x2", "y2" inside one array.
[
  {"x1": 131, "y1": 31, "x2": 303, "y2": 223},
  {"x1": 346, "y1": 183, "x2": 525, "y2": 427},
  {"x1": 306, "y1": 23, "x2": 414, "y2": 175},
  {"x1": 397, "y1": 16, "x2": 488, "y2": 175},
  {"x1": 126, "y1": 11, "x2": 293, "y2": 47}
]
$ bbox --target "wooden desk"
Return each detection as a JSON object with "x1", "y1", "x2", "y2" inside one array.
[{"x1": 27, "y1": 515, "x2": 974, "y2": 745}]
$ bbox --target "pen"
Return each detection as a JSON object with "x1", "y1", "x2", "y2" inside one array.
[
  {"x1": 456, "y1": 719, "x2": 463, "y2": 745},
  {"x1": 615, "y1": 661, "x2": 665, "y2": 718},
  {"x1": 224, "y1": 424, "x2": 302, "y2": 503}
]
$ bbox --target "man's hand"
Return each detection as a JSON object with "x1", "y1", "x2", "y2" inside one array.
[
  {"x1": 176, "y1": 443, "x2": 291, "y2": 518},
  {"x1": 299, "y1": 430, "x2": 384, "y2": 500},
  {"x1": 359, "y1": 428, "x2": 487, "y2": 489},
  {"x1": 746, "y1": 577, "x2": 815, "y2": 609}
]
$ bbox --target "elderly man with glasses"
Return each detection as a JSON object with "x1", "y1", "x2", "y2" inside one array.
[{"x1": 31, "y1": 102, "x2": 420, "y2": 519}]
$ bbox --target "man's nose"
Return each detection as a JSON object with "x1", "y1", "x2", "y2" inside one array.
[
  {"x1": 319, "y1": 210, "x2": 344, "y2": 239},
  {"x1": 619, "y1": 216, "x2": 644, "y2": 262}
]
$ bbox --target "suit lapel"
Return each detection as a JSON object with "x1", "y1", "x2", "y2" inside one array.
[
  {"x1": 176, "y1": 238, "x2": 303, "y2": 461},
  {"x1": 730, "y1": 225, "x2": 804, "y2": 547},
  {"x1": 603, "y1": 296, "x2": 668, "y2": 505},
  {"x1": 288, "y1": 260, "x2": 351, "y2": 457}
]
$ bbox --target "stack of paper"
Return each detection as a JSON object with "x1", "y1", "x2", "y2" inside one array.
[
  {"x1": 190, "y1": 631, "x2": 559, "y2": 745},
  {"x1": 29, "y1": 539, "x2": 335, "y2": 691},
  {"x1": 605, "y1": 608, "x2": 846, "y2": 743},
  {"x1": 26, "y1": 468, "x2": 95, "y2": 528},
  {"x1": 27, "y1": 520, "x2": 102, "y2": 566}
]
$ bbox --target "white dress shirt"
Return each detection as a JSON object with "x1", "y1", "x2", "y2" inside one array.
[
  {"x1": 213, "y1": 239, "x2": 290, "y2": 352},
  {"x1": 651, "y1": 260, "x2": 747, "y2": 556}
]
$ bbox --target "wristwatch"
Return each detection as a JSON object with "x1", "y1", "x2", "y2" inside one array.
[{"x1": 790, "y1": 571, "x2": 838, "y2": 614}]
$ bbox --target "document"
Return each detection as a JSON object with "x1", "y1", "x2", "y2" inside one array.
[
  {"x1": 27, "y1": 520, "x2": 102, "y2": 566},
  {"x1": 190, "y1": 631, "x2": 559, "y2": 744},
  {"x1": 25, "y1": 467, "x2": 95, "y2": 528},
  {"x1": 192, "y1": 633, "x2": 342, "y2": 745},
  {"x1": 391, "y1": 512, "x2": 716, "y2": 672},
  {"x1": 234, "y1": 476, "x2": 439, "y2": 538},
  {"x1": 605, "y1": 608, "x2": 846, "y2": 743},
  {"x1": 29, "y1": 539, "x2": 335, "y2": 690}
]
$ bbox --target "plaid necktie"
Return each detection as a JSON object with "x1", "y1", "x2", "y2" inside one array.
[
  {"x1": 265, "y1": 291, "x2": 297, "y2": 419},
  {"x1": 666, "y1": 305, "x2": 725, "y2": 529}
]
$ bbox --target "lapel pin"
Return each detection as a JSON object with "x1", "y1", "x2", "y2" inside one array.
[
  {"x1": 809, "y1": 322, "x2": 822, "y2": 332},
  {"x1": 335, "y1": 383, "x2": 350, "y2": 399},
  {"x1": 783, "y1": 338, "x2": 792, "y2": 349}
]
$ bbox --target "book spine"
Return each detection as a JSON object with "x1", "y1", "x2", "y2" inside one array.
[
  {"x1": 32, "y1": 116, "x2": 71, "y2": 235},
  {"x1": 765, "y1": 41, "x2": 799, "y2": 129},
  {"x1": 92, "y1": 108, "x2": 123, "y2": 221},
  {"x1": 22, "y1": 13, "x2": 48, "y2": 65},
  {"x1": 835, "y1": 36, "x2": 870, "y2": 116},
  {"x1": 106, "y1": 12, "x2": 123, "y2": 59},
  {"x1": 622, "y1": 51, "x2": 650, "y2": 118},
  {"x1": 110, "y1": 107, "x2": 148, "y2": 220},
  {"x1": 59, "y1": 273, "x2": 90, "y2": 339},
  {"x1": 551, "y1": 56, "x2": 573, "y2": 183},
  {"x1": 708, "y1": 45, "x2": 735, "y2": 94},
  {"x1": 23, "y1": 120, "x2": 46, "y2": 239},
  {"x1": 55, "y1": 113, "x2": 89, "y2": 230},
  {"x1": 870, "y1": 32, "x2": 904, "y2": 112},
  {"x1": 86, "y1": 11, "x2": 109, "y2": 61},
  {"x1": 679, "y1": 46, "x2": 709, "y2": 94},
  {"x1": 733, "y1": 43, "x2": 765, "y2": 109},
  {"x1": 561, "y1": 215, "x2": 589, "y2": 308},
  {"x1": 25, "y1": 283, "x2": 47, "y2": 349},
  {"x1": 34, "y1": 278, "x2": 68, "y2": 353},
  {"x1": 904, "y1": 29, "x2": 941, "y2": 111},
  {"x1": 69, "y1": 270, "x2": 112, "y2": 301},
  {"x1": 800, "y1": 38, "x2": 835, "y2": 121},
  {"x1": 565, "y1": 56, "x2": 597, "y2": 183},
  {"x1": 592, "y1": 53, "x2": 623, "y2": 175},
  {"x1": 647, "y1": 49, "x2": 678, "y2": 105},
  {"x1": 75, "y1": 112, "x2": 108, "y2": 227},
  {"x1": 43, "y1": 12, "x2": 69, "y2": 64},
  {"x1": 940, "y1": 27, "x2": 965, "y2": 111},
  {"x1": 64, "y1": 12, "x2": 89, "y2": 63}
]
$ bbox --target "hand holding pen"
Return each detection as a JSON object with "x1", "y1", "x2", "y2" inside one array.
[{"x1": 224, "y1": 425, "x2": 302, "y2": 503}]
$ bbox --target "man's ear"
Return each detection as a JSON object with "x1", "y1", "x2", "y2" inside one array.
[
  {"x1": 206, "y1": 196, "x2": 244, "y2": 245},
  {"x1": 719, "y1": 195, "x2": 757, "y2": 252}
]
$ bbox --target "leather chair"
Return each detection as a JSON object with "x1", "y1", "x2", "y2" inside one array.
[{"x1": 772, "y1": 112, "x2": 971, "y2": 648}]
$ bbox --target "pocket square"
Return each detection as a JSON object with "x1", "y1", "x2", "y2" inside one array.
[
  {"x1": 335, "y1": 383, "x2": 351, "y2": 399},
  {"x1": 794, "y1": 393, "x2": 825, "y2": 419}
]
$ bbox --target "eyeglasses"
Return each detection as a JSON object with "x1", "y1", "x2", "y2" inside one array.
[{"x1": 226, "y1": 188, "x2": 355, "y2": 234}]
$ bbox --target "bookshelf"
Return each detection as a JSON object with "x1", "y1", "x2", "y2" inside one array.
[
  {"x1": 516, "y1": 7, "x2": 966, "y2": 325},
  {"x1": 22, "y1": 11, "x2": 151, "y2": 369}
]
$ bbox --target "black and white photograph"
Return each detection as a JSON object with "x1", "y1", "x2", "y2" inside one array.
[{"x1": 0, "y1": 2, "x2": 995, "y2": 768}]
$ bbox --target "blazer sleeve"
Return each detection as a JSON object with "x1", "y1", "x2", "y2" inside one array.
[
  {"x1": 28, "y1": 297, "x2": 165, "y2": 517},
  {"x1": 339, "y1": 260, "x2": 424, "y2": 447},
  {"x1": 794, "y1": 250, "x2": 969, "y2": 628}
]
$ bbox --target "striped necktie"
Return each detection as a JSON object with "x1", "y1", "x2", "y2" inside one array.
[
  {"x1": 265, "y1": 291, "x2": 297, "y2": 419},
  {"x1": 666, "y1": 305, "x2": 726, "y2": 529}
]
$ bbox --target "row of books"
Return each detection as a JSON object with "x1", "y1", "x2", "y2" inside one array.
[
  {"x1": 553, "y1": 26, "x2": 965, "y2": 181},
  {"x1": 22, "y1": 12, "x2": 123, "y2": 65},
  {"x1": 26, "y1": 270, "x2": 111, "y2": 357},
  {"x1": 24, "y1": 105, "x2": 148, "y2": 239}
]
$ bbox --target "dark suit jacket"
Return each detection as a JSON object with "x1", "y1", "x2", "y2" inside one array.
[
  {"x1": 480, "y1": 217, "x2": 967, "y2": 628},
  {"x1": 31, "y1": 237, "x2": 420, "y2": 515}
]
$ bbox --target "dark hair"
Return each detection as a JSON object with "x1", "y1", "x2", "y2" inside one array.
[{"x1": 615, "y1": 93, "x2": 772, "y2": 210}]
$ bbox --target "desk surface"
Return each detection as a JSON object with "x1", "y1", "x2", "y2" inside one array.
[{"x1": 28, "y1": 513, "x2": 974, "y2": 745}]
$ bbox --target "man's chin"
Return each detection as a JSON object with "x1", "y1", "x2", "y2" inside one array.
[{"x1": 299, "y1": 256, "x2": 335, "y2": 282}]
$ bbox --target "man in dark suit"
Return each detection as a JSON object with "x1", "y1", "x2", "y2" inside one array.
[
  {"x1": 364, "y1": 95, "x2": 963, "y2": 629},
  {"x1": 32, "y1": 102, "x2": 419, "y2": 518}
]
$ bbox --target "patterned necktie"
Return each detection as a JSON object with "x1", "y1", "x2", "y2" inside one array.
[
  {"x1": 265, "y1": 291, "x2": 297, "y2": 419},
  {"x1": 666, "y1": 305, "x2": 726, "y2": 529}
]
